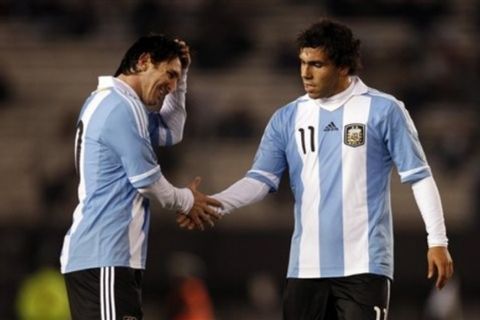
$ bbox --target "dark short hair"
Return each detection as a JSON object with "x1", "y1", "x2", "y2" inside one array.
[
  {"x1": 297, "y1": 19, "x2": 361, "y2": 75},
  {"x1": 114, "y1": 34, "x2": 182, "y2": 76}
]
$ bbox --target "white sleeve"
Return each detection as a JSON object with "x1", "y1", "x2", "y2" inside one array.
[
  {"x1": 138, "y1": 175, "x2": 194, "y2": 213},
  {"x1": 158, "y1": 70, "x2": 188, "y2": 145},
  {"x1": 211, "y1": 177, "x2": 270, "y2": 215},
  {"x1": 412, "y1": 176, "x2": 449, "y2": 247}
]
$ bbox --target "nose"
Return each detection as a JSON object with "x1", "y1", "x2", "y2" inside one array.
[
  {"x1": 301, "y1": 65, "x2": 312, "y2": 79},
  {"x1": 167, "y1": 79, "x2": 178, "y2": 93}
]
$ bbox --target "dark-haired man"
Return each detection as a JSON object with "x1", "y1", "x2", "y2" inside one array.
[
  {"x1": 178, "y1": 19, "x2": 453, "y2": 319},
  {"x1": 60, "y1": 35, "x2": 221, "y2": 319}
]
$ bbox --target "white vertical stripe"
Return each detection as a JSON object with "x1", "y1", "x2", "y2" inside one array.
[
  {"x1": 110, "y1": 267, "x2": 116, "y2": 319},
  {"x1": 342, "y1": 96, "x2": 371, "y2": 275},
  {"x1": 60, "y1": 91, "x2": 110, "y2": 272},
  {"x1": 115, "y1": 89, "x2": 149, "y2": 139},
  {"x1": 101, "y1": 268, "x2": 106, "y2": 320},
  {"x1": 106, "y1": 267, "x2": 111, "y2": 320},
  {"x1": 385, "y1": 279, "x2": 391, "y2": 320},
  {"x1": 129, "y1": 193, "x2": 146, "y2": 268},
  {"x1": 296, "y1": 100, "x2": 321, "y2": 277}
]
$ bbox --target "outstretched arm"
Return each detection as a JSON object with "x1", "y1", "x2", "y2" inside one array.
[
  {"x1": 177, "y1": 177, "x2": 270, "y2": 229},
  {"x1": 139, "y1": 175, "x2": 222, "y2": 230},
  {"x1": 412, "y1": 176, "x2": 454, "y2": 289}
]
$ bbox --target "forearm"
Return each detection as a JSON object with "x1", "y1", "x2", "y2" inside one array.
[
  {"x1": 158, "y1": 71, "x2": 188, "y2": 144},
  {"x1": 138, "y1": 175, "x2": 193, "y2": 213},
  {"x1": 412, "y1": 176, "x2": 448, "y2": 247},
  {"x1": 211, "y1": 177, "x2": 270, "y2": 214}
]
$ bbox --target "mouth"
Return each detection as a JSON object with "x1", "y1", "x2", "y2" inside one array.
[{"x1": 156, "y1": 88, "x2": 168, "y2": 101}]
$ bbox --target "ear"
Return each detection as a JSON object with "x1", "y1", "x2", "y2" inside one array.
[
  {"x1": 137, "y1": 53, "x2": 151, "y2": 72},
  {"x1": 339, "y1": 66, "x2": 350, "y2": 77}
]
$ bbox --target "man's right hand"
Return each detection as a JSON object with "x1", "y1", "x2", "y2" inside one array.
[{"x1": 181, "y1": 177, "x2": 222, "y2": 230}]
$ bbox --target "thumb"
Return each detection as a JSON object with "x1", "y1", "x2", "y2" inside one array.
[{"x1": 189, "y1": 176, "x2": 202, "y2": 190}]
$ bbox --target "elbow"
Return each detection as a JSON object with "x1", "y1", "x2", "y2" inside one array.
[{"x1": 170, "y1": 131, "x2": 183, "y2": 145}]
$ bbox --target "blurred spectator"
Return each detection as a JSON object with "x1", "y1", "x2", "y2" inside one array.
[
  {"x1": 273, "y1": 40, "x2": 299, "y2": 72},
  {"x1": 164, "y1": 252, "x2": 215, "y2": 320},
  {"x1": 131, "y1": 0, "x2": 173, "y2": 37},
  {"x1": 326, "y1": 0, "x2": 450, "y2": 31},
  {"x1": 191, "y1": 0, "x2": 253, "y2": 69},
  {"x1": 27, "y1": 0, "x2": 97, "y2": 39},
  {"x1": 246, "y1": 272, "x2": 281, "y2": 319},
  {"x1": 215, "y1": 99, "x2": 257, "y2": 140},
  {"x1": 0, "y1": 71, "x2": 13, "y2": 106},
  {"x1": 16, "y1": 267, "x2": 70, "y2": 320},
  {"x1": 418, "y1": 106, "x2": 477, "y2": 174}
]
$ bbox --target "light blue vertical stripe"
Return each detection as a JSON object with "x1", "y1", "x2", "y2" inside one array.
[
  {"x1": 318, "y1": 108, "x2": 344, "y2": 276},
  {"x1": 366, "y1": 97, "x2": 394, "y2": 279},
  {"x1": 286, "y1": 106, "x2": 303, "y2": 277}
]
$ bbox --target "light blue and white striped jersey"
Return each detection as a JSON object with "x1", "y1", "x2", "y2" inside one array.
[
  {"x1": 60, "y1": 76, "x2": 171, "y2": 273},
  {"x1": 246, "y1": 77, "x2": 430, "y2": 280}
]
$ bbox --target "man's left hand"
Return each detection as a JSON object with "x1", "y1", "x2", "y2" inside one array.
[{"x1": 427, "y1": 246, "x2": 454, "y2": 289}]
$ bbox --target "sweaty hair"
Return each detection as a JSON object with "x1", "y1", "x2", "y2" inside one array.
[
  {"x1": 297, "y1": 19, "x2": 361, "y2": 75},
  {"x1": 114, "y1": 34, "x2": 182, "y2": 76}
]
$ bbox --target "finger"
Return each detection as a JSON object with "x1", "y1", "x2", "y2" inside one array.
[
  {"x1": 206, "y1": 196, "x2": 223, "y2": 208},
  {"x1": 181, "y1": 218, "x2": 195, "y2": 230},
  {"x1": 204, "y1": 206, "x2": 222, "y2": 220},
  {"x1": 179, "y1": 218, "x2": 192, "y2": 228},
  {"x1": 437, "y1": 273, "x2": 447, "y2": 289},
  {"x1": 427, "y1": 257, "x2": 434, "y2": 279},
  {"x1": 176, "y1": 214, "x2": 192, "y2": 228},
  {"x1": 176, "y1": 214, "x2": 187, "y2": 223},
  {"x1": 191, "y1": 212, "x2": 204, "y2": 231},
  {"x1": 435, "y1": 262, "x2": 446, "y2": 289},
  {"x1": 174, "y1": 39, "x2": 186, "y2": 46},
  {"x1": 189, "y1": 176, "x2": 202, "y2": 191},
  {"x1": 447, "y1": 261, "x2": 454, "y2": 278},
  {"x1": 201, "y1": 213, "x2": 215, "y2": 227}
]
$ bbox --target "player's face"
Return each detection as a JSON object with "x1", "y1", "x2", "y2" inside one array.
[
  {"x1": 140, "y1": 57, "x2": 182, "y2": 108},
  {"x1": 299, "y1": 47, "x2": 350, "y2": 99}
]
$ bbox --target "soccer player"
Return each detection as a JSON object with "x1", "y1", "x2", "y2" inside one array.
[
  {"x1": 178, "y1": 19, "x2": 454, "y2": 319},
  {"x1": 60, "y1": 35, "x2": 221, "y2": 320}
]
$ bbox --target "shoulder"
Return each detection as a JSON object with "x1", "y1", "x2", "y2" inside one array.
[
  {"x1": 270, "y1": 95, "x2": 305, "y2": 123},
  {"x1": 364, "y1": 87, "x2": 404, "y2": 110},
  {"x1": 361, "y1": 87, "x2": 410, "y2": 121},
  {"x1": 97, "y1": 90, "x2": 149, "y2": 138}
]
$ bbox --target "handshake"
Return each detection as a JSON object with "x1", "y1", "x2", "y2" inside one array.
[{"x1": 176, "y1": 177, "x2": 223, "y2": 231}]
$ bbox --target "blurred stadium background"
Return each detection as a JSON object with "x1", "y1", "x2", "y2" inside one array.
[{"x1": 0, "y1": 0, "x2": 479, "y2": 319}]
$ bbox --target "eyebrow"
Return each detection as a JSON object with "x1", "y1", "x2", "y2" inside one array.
[
  {"x1": 299, "y1": 58, "x2": 327, "y2": 66},
  {"x1": 168, "y1": 69, "x2": 180, "y2": 79}
]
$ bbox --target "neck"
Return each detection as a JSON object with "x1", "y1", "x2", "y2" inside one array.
[
  {"x1": 334, "y1": 76, "x2": 351, "y2": 96},
  {"x1": 117, "y1": 74, "x2": 141, "y2": 98}
]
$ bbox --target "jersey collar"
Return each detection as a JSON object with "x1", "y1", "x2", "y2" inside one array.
[
  {"x1": 300, "y1": 76, "x2": 369, "y2": 111},
  {"x1": 97, "y1": 76, "x2": 142, "y2": 103}
]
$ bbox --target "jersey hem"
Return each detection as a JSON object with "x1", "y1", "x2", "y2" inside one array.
[{"x1": 61, "y1": 260, "x2": 145, "y2": 274}]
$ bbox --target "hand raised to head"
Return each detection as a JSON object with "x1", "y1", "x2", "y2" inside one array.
[{"x1": 174, "y1": 39, "x2": 191, "y2": 70}]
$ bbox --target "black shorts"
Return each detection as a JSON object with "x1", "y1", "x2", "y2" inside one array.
[
  {"x1": 64, "y1": 267, "x2": 144, "y2": 320},
  {"x1": 283, "y1": 274, "x2": 391, "y2": 320}
]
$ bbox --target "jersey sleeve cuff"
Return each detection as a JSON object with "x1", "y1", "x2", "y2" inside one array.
[
  {"x1": 399, "y1": 166, "x2": 431, "y2": 184},
  {"x1": 129, "y1": 166, "x2": 162, "y2": 188},
  {"x1": 246, "y1": 171, "x2": 278, "y2": 192}
]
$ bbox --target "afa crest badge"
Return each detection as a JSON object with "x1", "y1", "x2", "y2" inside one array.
[{"x1": 344, "y1": 123, "x2": 365, "y2": 147}]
